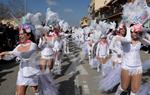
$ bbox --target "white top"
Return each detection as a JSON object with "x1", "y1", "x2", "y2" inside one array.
[
  {"x1": 122, "y1": 42, "x2": 142, "y2": 67},
  {"x1": 13, "y1": 42, "x2": 37, "y2": 59},
  {"x1": 38, "y1": 37, "x2": 55, "y2": 56},
  {"x1": 53, "y1": 40, "x2": 63, "y2": 52},
  {"x1": 109, "y1": 27, "x2": 131, "y2": 55},
  {"x1": 109, "y1": 35, "x2": 123, "y2": 55},
  {"x1": 11, "y1": 42, "x2": 40, "y2": 74},
  {"x1": 96, "y1": 42, "x2": 109, "y2": 57}
]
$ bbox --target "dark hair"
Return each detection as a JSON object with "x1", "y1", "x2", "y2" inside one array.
[
  {"x1": 119, "y1": 25, "x2": 127, "y2": 37},
  {"x1": 130, "y1": 23, "x2": 135, "y2": 27},
  {"x1": 22, "y1": 29, "x2": 36, "y2": 43}
]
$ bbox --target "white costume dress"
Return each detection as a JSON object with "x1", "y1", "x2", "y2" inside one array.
[
  {"x1": 10, "y1": 42, "x2": 40, "y2": 86},
  {"x1": 38, "y1": 37, "x2": 55, "y2": 60},
  {"x1": 96, "y1": 41, "x2": 110, "y2": 74},
  {"x1": 96, "y1": 41, "x2": 109, "y2": 58},
  {"x1": 99, "y1": 29, "x2": 131, "y2": 91},
  {"x1": 38, "y1": 37, "x2": 58, "y2": 95},
  {"x1": 109, "y1": 35, "x2": 123, "y2": 63},
  {"x1": 52, "y1": 39, "x2": 63, "y2": 75},
  {"x1": 122, "y1": 41, "x2": 142, "y2": 75}
]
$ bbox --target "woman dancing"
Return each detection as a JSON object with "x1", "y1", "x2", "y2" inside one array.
[
  {"x1": 115, "y1": 24, "x2": 143, "y2": 95},
  {"x1": 0, "y1": 26, "x2": 40, "y2": 95}
]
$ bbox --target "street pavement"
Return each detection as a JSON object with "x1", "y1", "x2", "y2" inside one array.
[{"x1": 0, "y1": 40, "x2": 150, "y2": 95}]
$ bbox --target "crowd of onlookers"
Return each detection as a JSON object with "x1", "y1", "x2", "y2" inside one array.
[{"x1": 0, "y1": 22, "x2": 19, "y2": 52}]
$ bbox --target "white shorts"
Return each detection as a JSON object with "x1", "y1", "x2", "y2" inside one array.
[
  {"x1": 17, "y1": 71, "x2": 38, "y2": 86},
  {"x1": 121, "y1": 64, "x2": 142, "y2": 75},
  {"x1": 99, "y1": 55, "x2": 107, "y2": 58},
  {"x1": 41, "y1": 55, "x2": 54, "y2": 60}
]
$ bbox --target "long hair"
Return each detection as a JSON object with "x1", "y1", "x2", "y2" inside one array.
[{"x1": 22, "y1": 29, "x2": 36, "y2": 43}]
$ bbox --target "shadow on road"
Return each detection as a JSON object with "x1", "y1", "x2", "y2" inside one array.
[
  {"x1": 58, "y1": 71, "x2": 82, "y2": 95},
  {"x1": 0, "y1": 60, "x2": 18, "y2": 84}
]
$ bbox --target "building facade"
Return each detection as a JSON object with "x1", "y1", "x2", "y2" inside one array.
[{"x1": 88, "y1": 0, "x2": 135, "y2": 23}]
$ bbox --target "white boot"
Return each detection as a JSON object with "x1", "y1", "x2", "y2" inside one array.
[
  {"x1": 35, "y1": 92, "x2": 39, "y2": 95},
  {"x1": 97, "y1": 64, "x2": 100, "y2": 72},
  {"x1": 101, "y1": 64, "x2": 106, "y2": 77},
  {"x1": 115, "y1": 85, "x2": 124, "y2": 95},
  {"x1": 130, "y1": 92, "x2": 136, "y2": 95}
]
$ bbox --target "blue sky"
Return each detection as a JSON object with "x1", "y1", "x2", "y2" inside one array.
[{"x1": 1, "y1": 0, "x2": 90, "y2": 26}]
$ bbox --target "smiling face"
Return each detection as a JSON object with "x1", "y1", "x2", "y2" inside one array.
[
  {"x1": 19, "y1": 29, "x2": 30, "y2": 43},
  {"x1": 119, "y1": 26, "x2": 126, "y2": 37},
  {"x1": 131, "y1": 31, "x2": 140, "y2": 41},
  {"x1": 131, "y1": 24, "x2": 142, "y2": 40}
]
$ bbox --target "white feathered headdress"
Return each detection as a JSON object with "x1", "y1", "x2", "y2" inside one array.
[
  {"x1": 46, "y1": 8, "x2": 59, "y2": 26},
  {"x1": 122, "y1": 0, "x2": 149, "y2": 26}
]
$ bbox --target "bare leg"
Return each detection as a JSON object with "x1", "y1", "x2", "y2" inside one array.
[
  {"x1": 115, "y1": 69, "x2": 130, "y2": 95},
  {"x1": 47, "y1": 59, "x2": 54, "y2": 71},
  {"x1": 31, "y1": 86, "x2": 39, "y2": 95},
  {"x1": 16, "y1": 85, "x2": 27, "y2": 95},
  {"x1": 121, "y1": 69, "x2": 131, "y2": 91},
  {"x1": 96, "y1": 57, "x2": 100, "y2": 72},
  {"x1": 131, "y1": 74, "x2": 142, "y2": 94},
  {"x1": 40, "y1": 58, "x2": 47, "y2": 72}
]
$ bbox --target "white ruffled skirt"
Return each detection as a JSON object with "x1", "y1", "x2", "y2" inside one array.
[
  {"x1": 39, "y1": 73, "x2": 58, "y2": 95},
  {"x1": 17, "y1": 70, "x2": 38, "y2": 86},
  {"x1": 99, "y1": 63, "x2": 121, "y2": 91}
]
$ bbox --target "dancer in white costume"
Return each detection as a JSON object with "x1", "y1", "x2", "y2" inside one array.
[
  {"x1": 96, "y1": 35, "x2": 109, "y2": 74},
  {"x1": 53, "y1": 35, "x2": 63, "y2": 75},
  {"x1": 99, "y1": 23, "x2": 129, "y2": 92},
  {"x1": 38, "y1": 27, "x2": 58, "y2": 95},
  {"x1": 0, "y1": 28, "x2": 40, "y2": 95},
  {"x1": 87, "y1": 33, "x2": 94, "y2": 65},
  {"x1": 63, "y1": 30, "x2": 70, "y2": 54},
  {"x1": 109, "y1": 24, "x2": 127, "y2": 68},
  {"x1": 115, "y1": 24, "x2": 143, "y2": 95},
  {"x1": 38, "y1": 28, "x2": 55, "y2": 72}
]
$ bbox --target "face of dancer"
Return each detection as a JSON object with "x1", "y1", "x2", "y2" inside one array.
[
  {"x1": 131, "y1": 31, "x2": 140, "y2": 40},
  {"x1": 19, "y1": 29, "x2": 30, "y2": 43},
  {"x1": 119, "y1": 27, "x2": 126, "y2": 36},
  {"x1": 44, "y1": 31, "x2": 49, "y2": 36},
  {"x1": 131, "y1": 24, "x2": 142, "y2": 41},
  {"x1": 101, "y1": 37, "x2": 107, "y2": 42}
]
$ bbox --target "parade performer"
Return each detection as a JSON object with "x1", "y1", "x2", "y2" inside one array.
[
  {"x1": 53, "y1": 32, "x2": 63, "y2": 75},
  {"x1": 38, "y1": 26, "x2": 55, "y2": 72},
  {"x1": 87, "y1": 33, "x2": 94, "y2": 66},
  {"x1": 99, "y1": 23, "x2": 130, "y2": 92},
  {"x1": 36, "y1": 8, "x2": 59, "y2": 95},
  {"x1": 109, "y1": 23, "x2": 127, "y2": 68},
  {"x1": 63, "y1": 30, "x2": 70, "y2": 54},
  {"x1": 115, "y1": 24, "x2": 143, "y2": 95},
  {"x1": 0, "y1": 26, "x2": 40, "y2": 95},
  {"x1": 96, "y1": 34, "x2": 109, "y2": 75}
]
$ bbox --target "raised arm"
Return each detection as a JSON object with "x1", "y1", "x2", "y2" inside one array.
[{"x1": 0, "y1": 51, "x2": 15, "y2": 60}]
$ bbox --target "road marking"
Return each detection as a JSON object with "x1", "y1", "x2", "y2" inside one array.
[
  {"x1": 83, "y1": 84, "x2": 90, "y2": 94},
  {"x1": 74, "y1": 75, "x2": 80, "y2": 95}
]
